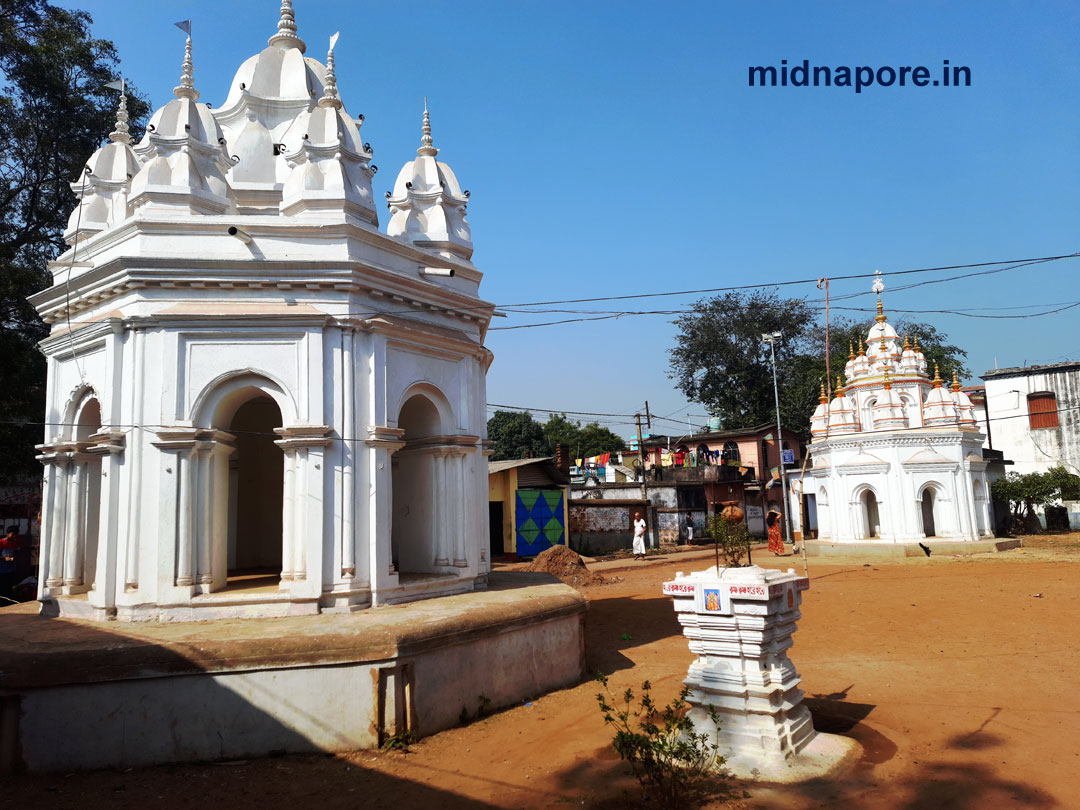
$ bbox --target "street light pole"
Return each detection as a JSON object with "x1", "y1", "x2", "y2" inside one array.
[{"x1": 763, "y1": 333, "x2": 793, "y2": 548}]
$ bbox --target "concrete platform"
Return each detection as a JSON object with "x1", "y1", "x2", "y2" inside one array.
[
  {"x1": 803, "y1": 538, "x2": 1023, "y2": 558},
  {"x1": 721, "y1": 730, "x2": 863, "y2": 784},
  {"x1": 0, "y1": 572, "x2": 586, "y2": 773}
]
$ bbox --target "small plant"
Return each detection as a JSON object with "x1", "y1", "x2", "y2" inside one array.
[
  {"x1": 706, "y1": 514, "x2": 751, "y2": 568},
  {"x1": 595, "y1": 674, "x2": 725, "y2": 809},
  {"x1": 381, "y1": 730, "x2": 416, "y2": 750}
]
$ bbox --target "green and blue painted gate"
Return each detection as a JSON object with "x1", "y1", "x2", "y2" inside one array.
[{"x1": 515, "y1": 489, "x2": 565, "y2": 556}]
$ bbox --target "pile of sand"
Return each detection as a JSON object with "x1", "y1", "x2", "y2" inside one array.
[{"x1": 522, "y1": 544, "x2": 606, "y2": 586}]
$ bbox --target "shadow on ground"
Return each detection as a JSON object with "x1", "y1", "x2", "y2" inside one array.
[{"x1": 582, "y1": 594, "x2": 682, "y2": 674}]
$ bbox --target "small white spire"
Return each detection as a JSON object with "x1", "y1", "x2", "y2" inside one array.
[
  {"x1": 417, "y1": 97, "x2": 438, "y2": 157},
  {"x1": 318, "y1": 32, "x2": 341, "y2": 109},
  {"x1": 173, "y1": 22, "x2": 200, "y2": 101},
  {"x1": 109, "y1": 91, "x2": 131, "y2": 144},
  {"x1": 268, "y1": 0, "x2": 306, "y2": 53}
]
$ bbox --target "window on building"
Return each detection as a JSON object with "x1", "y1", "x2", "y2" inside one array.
[
  {"x1": 722, "y1": 441, "x2": 740, "y2": 463},
  {"x1": 1027, "y1": 392, "x2": 1059, "y2": 429}
]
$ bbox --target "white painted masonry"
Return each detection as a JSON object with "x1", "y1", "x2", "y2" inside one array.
[
  {"x1": 30, "y1": 3, "x2": 495, "y2": 620},
  {"x1": 807, "y1": 279, "x2": 992, "y2": 544}
]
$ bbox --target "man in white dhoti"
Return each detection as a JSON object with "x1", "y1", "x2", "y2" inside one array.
[{"x1": 632, "y1": 511, "x2": 647, "y2": 560}]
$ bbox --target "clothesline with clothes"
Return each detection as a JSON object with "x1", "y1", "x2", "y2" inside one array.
[
  {"x1": 649, "y1": 448, "x2": 744, "y2": 468},
  {"x1": 575, "y1": 452, "x2": 613, "y2": 468}
]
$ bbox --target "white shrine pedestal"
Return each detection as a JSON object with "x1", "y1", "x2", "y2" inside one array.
[{"x1": 663, "y1": 565, "x2": 861, "y2": 783}]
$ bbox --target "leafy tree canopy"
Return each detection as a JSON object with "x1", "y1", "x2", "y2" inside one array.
[
  {"x1": 0, "y1": 0, "x2": 150, "y2": 483},
  {"x1": 488, "y1": 410, "x2": 626, "y2": 462},
  {"x1": 991, "y1": 466, "x2": 1080, "y2": 522},
  {"x1": 668, "y1": 289, "x2": 970, "y2": 434}
]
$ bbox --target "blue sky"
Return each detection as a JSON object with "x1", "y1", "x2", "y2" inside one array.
[{"x1": 65, "y1": 1, "x2": 1080, "y2": 438}]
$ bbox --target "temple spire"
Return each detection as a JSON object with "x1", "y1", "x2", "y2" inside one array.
[
  {"x1": 106, "y1": 79, "x2": 131, "y2": 144},
  {"x1": 417, "y1": 97, "x2": 438, "y2": 157},
  {"x1": 835, "y1": 375, "x2": 846, "y2": 396},
  {"x1": 318, "y1": 32, "x2": 341, "y2": 108},
  {"x1": 268, "y1": 0, "x2": 306, "y2": 53},
  {"x1": 819, "y1": 381, "x2": 828, "y2": 403},
  {"x1": 872, "y1": 270, "x2": 886, "y2": 323},
  {"x1": 173, "y1": 21, "x2": 199, "y2": 101},
  {"x1": 951, "y1": 369, "x2": 962, "y2": 392},
  {"x1": 932, "y1": 363, "x2": 944, "y2": 388}
]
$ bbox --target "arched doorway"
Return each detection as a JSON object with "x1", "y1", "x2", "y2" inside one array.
[
  {"x1": 72, "y1": 397, "x2": 102, "y2": 591},
  {"x1": 921, "y1": 488, "x2": 937, "y2": 537},
  {"x1": 862, "y1": 489, "x2": 881, "y2": 538},
  {"x1": 392, "y1": 394, "x2": 443, "y2": 576},
  {"x1": 226, "y1": 395, "x2": 283, "y2": 586}
]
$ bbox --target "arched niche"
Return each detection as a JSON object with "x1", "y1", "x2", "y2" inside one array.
[
  {"x1": 852, "y1": 484, "x2": 882, "y2": 539},
  {"x1": 917, "y1": 481, "x2": 946, "y2": 538},
  {"x1": 191, "y1": 369, "x2": 298, "y2": 431},
  {"x1": 190, "y1": 371, "x2": 293, "y2": 591},
  {"x1": 391, "y1": 386, "x2": 456, "y2": 577}
]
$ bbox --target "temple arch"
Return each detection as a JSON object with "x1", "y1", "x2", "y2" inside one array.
[
  {"x1": 852, "y1": 484, "x2": 882, "y2": 539},
  {"x1": 391, "y1": 386, "x2": 463, "y2": 578},
  {"x1": 191, "y1": 369, "x2": 298, "y2": 429},
  {"x1": 189, "y1": 372, "x2": 292, "y2": 591},
  {"x1": 917, "y1": 482, "x2": 946, "y2": 538}
]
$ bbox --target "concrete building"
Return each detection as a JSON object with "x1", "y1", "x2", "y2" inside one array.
[
  {"x1": 30, "y1": 5, "x2": 495, "y2": 620},
  {"x1": 488, "y1": 458, "x2": 569, "y2": 559},
  {"x1": 808, "y1": 278, "x2": 993, "y2": 545},
  {"x1": 641, "y1": 425, "x2": 803, "y2": 537},
  {"x1": 977, "y1": 361, "x2": 1080, "y2": 478}
]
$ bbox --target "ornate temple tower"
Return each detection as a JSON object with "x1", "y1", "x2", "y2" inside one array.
[
  {"x1": 808, "y1": 273, "x2": 993, "y2": 544},
  {"x1": 31, "y1": 4, "x2": 494, "y2": 620}
]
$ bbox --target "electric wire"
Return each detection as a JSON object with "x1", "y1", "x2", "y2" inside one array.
[{"x1": 10, "y1": 401, "x2": 1080, "y2": 444}]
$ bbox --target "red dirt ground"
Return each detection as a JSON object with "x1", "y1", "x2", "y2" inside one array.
[{"x1": 9, "y1": 535, "x2": 1080, "y2": 810}]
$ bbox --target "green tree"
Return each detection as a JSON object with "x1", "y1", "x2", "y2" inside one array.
[
  {"x1": 540, "y1": 413, "x2": 626, "y2": 460},
  {"x1": 991, "y1": 466, "x2": 1080, "y2": 532},
  {"x1": 667, "y1": 290, "x2": 818, "y2": 432},
  {"x1": 487, "y1": 410, "x2": 548, "y2": 461},
  {"x1": 668, "y1": 290, "x2": 971, "y2": 434},
  {"x1": 576, "y1": 421, "x2": 626, "y2": 458},
  {"x1": 0, "y1": 0, "x2": 149, "y2": 483},
  {"x1": 541, "y1": 412, "x2": 580, "y2": 451}
]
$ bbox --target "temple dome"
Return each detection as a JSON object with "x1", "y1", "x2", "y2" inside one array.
[
  {"x1": 221, "y1": 46, "x2": 326, "y2": 111},
  {"x1": 386, "y1": 102, "x2": 473, "y2": 260},
  {"x1": 827, "y1": 379, "x2": 861, "y2": 434},
  {"x1": 64, "y1": 92, "x2": 139, "y2": 245},
  {"x1": 220, "y1": 1, "x2": 324, "y2": 112},
  {"x1": 128, "y1": 31, "x2": 235, "y2": 216},
  {"x1": 279, "y1": 33, "x2": 376, "y2": 224}
]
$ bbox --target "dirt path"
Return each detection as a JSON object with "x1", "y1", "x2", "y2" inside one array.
[{"x1": 9, "y1": 539, "x2": 1079, "y2": 810}]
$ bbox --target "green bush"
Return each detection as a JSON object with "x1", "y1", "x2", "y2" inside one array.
[
  {"x1": 595, "y1": 675, "x2": 726, "y2": 809},
  {"x1": 706, "y1": 515, "x2": 752, "y2": 567}
]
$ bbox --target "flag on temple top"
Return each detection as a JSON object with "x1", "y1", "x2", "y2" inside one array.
[{"x1": 175, "y1": 20, "x2": 192, "y2": 35}]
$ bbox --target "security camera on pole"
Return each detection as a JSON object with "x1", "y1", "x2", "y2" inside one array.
[{"x1": 762, "y1": 332, "x2": 793, "y2": 549}]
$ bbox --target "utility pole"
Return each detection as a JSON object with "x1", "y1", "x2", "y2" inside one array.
[
  {"x1": 635, "y1": 412, "x2": 654, "y2": 549},
  {"x1": 763, "y1": 333, "x2": 793, "y2": 548}
]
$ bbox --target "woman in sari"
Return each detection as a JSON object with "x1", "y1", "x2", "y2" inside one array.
[{"x1": 766, "y1": 509, "x2": 784, "y2": 555}]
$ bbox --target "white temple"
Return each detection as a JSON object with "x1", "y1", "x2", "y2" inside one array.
[
  {"x1": 31, "y1": 3, "x2": 494, "y2": 620},
  {"x1": 807, "y1": 273, "x2": 993, "y2": 544}
]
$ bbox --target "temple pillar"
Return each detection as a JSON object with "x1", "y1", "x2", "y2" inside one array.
[
  {"x1": 366, "y1": 426, "x2": 404, "y2": 606},
  {"x1": 63, "y1": 459, "x2": 87, "y2": 587},
  {"x1": 274, "y1": 425, "x2": 332, "y2": 597}
]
